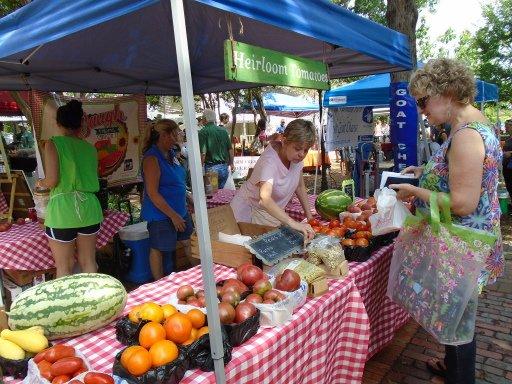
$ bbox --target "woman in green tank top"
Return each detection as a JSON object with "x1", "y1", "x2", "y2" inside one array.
[{"x1": 36, "y1": 100, "x2": 103, "y2": 277}]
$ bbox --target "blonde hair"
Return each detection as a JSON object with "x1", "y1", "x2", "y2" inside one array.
[
  {"x1": 143, "y1": 119, "x2": 179, "y2": 153},
  {"x1": 409, "y1": 58, "x2": 476, "y2": 104},
  {"x1": 283, "y1": 119, "x2": 316, "y2": 146}
]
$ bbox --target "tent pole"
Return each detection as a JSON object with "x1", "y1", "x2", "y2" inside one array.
[
  {"x1": 169, "y1": 1, "x2": 226, "y2": 382},
  {"x1": 318, "y1": 90, "x2": 327, "y2": 191}
]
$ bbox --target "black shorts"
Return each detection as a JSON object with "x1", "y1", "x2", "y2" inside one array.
[{"x1": 45, "y1": 223, "x2": 101, "y2": 242}]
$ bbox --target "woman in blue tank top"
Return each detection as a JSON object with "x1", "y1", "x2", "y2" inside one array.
[{"x1": 141, "y1": 119, "x2": 194, "y2": 280}]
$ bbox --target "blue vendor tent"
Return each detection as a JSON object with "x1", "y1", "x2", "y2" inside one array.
[
  {"x1": 240, "y1": 92, "x2": 319, "y2": 117},
  {"x1": 323, "y1": 73, "x2": 499, "y2": 108},
  {"x1": 0, "y1": 0, "x2": 412, "y2": 94}
]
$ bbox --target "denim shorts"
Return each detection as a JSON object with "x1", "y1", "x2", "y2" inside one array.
[{"x1": 147, "y1": 213, "x2": 194, "y2": 252}]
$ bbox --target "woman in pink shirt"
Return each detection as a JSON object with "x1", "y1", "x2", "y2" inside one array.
[{"x1": 231, "y1": 119, "x2": 316, "y2": 243}]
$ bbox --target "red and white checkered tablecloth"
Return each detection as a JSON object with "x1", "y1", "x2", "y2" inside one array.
[
  {"x1": 0, "y1": 192, "x2": 9, "y2": 214},
  {"x1": 348, "y1": 244, "x2": 410, "y2": 359},
  {"x1": 0, "y1": 211, "x2": 130, "y2": 270},
  {"x1": 207, "y1": 189, "x2": 317, "y2": 222},
  {"x1": 4, "y1": 265, "x2": 370, "y2": 384}
]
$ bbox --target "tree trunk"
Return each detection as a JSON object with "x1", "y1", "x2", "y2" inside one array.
[
  {"x1": 252, "y1": 90, "x2": 268, "y2": 122},
  {"x1": 230, "y1": 90, "x2": 240, "y2": 141},
  {"x1": 386, "y1": 0, "x2": 418, "y2": 82}
]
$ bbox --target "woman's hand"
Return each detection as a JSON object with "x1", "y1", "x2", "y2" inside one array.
[
  {"x1": 169, "y1": 213, "x2": 186, "y2": 232},
  {"x1": 388, "y1": 184, "x2": 417, "y2": 201},
  {"x1": 401, "y1": 166, "x2": 423, "y2": 178},
  {"x1": 289, "y1": 220, "x2": 315, "y2": 246}
]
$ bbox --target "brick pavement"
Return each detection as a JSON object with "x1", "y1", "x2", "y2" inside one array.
[{"x1": 363, "y1": 214, "x2": 512, "y2": 384}]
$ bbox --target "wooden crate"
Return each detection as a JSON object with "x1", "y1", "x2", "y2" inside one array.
[
  {"x1": 190, "y1": 205, "x2": 274, "y2": 268},
  {"x1": 3, "y1": 268, "x2": 56, "y2": 286}
]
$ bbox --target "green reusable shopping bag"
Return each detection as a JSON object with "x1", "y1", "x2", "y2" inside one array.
[{"x1": 387, "y1": 192, "x2": 497, "y2": 345}]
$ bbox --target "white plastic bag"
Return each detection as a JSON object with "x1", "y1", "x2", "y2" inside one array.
[
  {"x1": 23, "y1": 349, "x2": 92, "y2": 384},
  {"x1": 223, "y1": 169, "x2": 236, "y2": 190},
  {"x1": 369, "y1": 187, "x2": 411, "y2": 235}
]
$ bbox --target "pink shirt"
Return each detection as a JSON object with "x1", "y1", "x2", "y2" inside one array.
[{"x1": 230, "y1": 143, "x2": 303, "y2": 223}]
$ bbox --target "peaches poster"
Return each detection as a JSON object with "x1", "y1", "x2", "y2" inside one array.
[{"x1": 32, "y1": 92, "x2": 147, "y2": 186}]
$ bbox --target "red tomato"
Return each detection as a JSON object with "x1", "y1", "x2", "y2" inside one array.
[
  {"x1": 308, "y1": 218, "x2": 320, "y2": 227},
  {"x1": 45, "y1": 345, "x2": 76, "y2": 363},
  {"x1": 50, "y1": 357, "x2": 84, "y2": 377},
  {"x1": 341, "y1": 238, "x2": 355, "y2": 247},
  {"x1": 334, "y1": 227, "x2": 347, "y2": 237},
  {"x1": 329, "y1": 219, "x2": 340, "y2": 228},
  {"x1": 312, "y1": 226, "x2": 322, "y2": 233},
  {"x1": 355, "y1": 221, "x2": 367, "y2": 231},
  {"x1": 34, "y1": 349, "x2": 50, "y2": 364},
  {"x1": 320, "y1": 226, "x2": 330, "y2": 234},
  {"x1": 345, "y1": 220, "x2": 358, "y2": 230},
  {"x1": 84, "y1": 372, "x2": 115, "y2": 384},
  {"x1": 326, "y1": 229, "x2": 337, "y2": 237},
  {"x1": 68, "y1": 381, "x2": 84, "y2": 384},
  {"x1": 355, "y1": 238, "x2": 369, "y2": 247},
  {"x1": 52, "y1": 375, "x2": 71, "y2": 384},
  {"x1": 37, "y1": 360, "x2": 54, "y2": 382}
]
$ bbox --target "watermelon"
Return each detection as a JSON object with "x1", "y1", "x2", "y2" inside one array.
[
  {"x1": 8, "y1": 273, "x2": 127, "y2": 340},
  {"x1": 315, "y1": 189, "x2": 353, "y2": 220}
]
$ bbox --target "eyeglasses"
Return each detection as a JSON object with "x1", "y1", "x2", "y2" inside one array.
[{"x1": 416, "y1": 95, "x2": 430, "y2": 109}]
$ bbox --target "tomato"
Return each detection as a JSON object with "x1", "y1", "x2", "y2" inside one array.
[
  {"x1": 45, "y1": 345, "x2": 76, "y2": 363},
  {"x1": 50, "y1": 357, "x2": 84, "y2": 377},
  {"x1": 138, "y1": 321, "x2": 166, "y2": 349},
  {"x1": 343, "y1": 216, "x2": 354, "y2": 225},
  {"x1": 341, "y1": 238, "x2": 355, "y2": 247},
  {"x1": 52, "y1": 375, "x2": 71, "y2": 384},
  {"x1": 353, "y1": 231, "x2": 367, "y2": 239},
  {"x1": 186, "y1": 308, "x2": 206, "y2": 329},
  {"x1": 355, "y1": 238, "x2": 369, "y2": 247},
  {"x1": 345, "y1": 220, "x2": 358, "y2": 230},
  {"x1": 326, "y1": 229, "x2": 337, "y2": 237},
  {"x1": 37, "y1": 360, "x2": 54, "y2": 381},
  {"x1": 120, "y1": 346, "x2": 151, "y2": 376},
  {"x1": 196, "y1": 326, "x2": 209, "y2": 339},
  {"x1": 308, "y1": 218, "x2": 320, "y2": 227},
  {"x1": 148, "y1": 340, "x2": 179, "y2": 368},
  {"x1": 164, "y1": 313, "x2": 192, "y2": 344},
  {"x1": 84, "y1": 372, "x2": 115, "y2": 384},
  {"x1": 320, "y1": 226, "x2": 330, "y2": 234},
  {"x1": 34, "y1": 349, "x2": 50, "y2": 363},
  {"x1": 329, "y1": 219, "x2": 341, "y2": 229},
  {"x1": 333, "y1": 227, "x2": 347, "y2": 237},
  {"x1": 355, "y1": 221, "x2": 367, "y2": 231},
  {"x1": 68, "y1": 380, "x2": 84, "y2": 384},
  {"x1": 312, "y1": 226, "x2": 322, "y2": 233}
]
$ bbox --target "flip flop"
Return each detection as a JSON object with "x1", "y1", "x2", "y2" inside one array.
[{"x1": 426, "y1": 359, "x2": 447, "y2": 378}]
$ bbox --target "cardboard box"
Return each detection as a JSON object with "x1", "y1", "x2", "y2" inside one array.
[
  {"x1": 320, "y1": 260, "x2": 349, "y2": 279},
  {"x1": 190, "y1": 205, "x2": 274, "y2": 268},
  {"x1": 0, "y1": 306, "x2": 8, "y2": 331},
  {"x1": 3, "y1": 268, "x2": 56, "y2": 287},
  {"x1": 308, "y1": 276, "x2": 329, "y2": 297}
]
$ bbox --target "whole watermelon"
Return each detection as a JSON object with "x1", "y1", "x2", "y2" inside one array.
[
  {"x1": 315, "y1": 189, "x2": 353, "y2": 220},
  {"x1": 8, "y1": 273, "x2": 127, "y2": 340}
]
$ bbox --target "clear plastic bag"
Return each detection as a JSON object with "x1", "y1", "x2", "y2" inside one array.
[
  {"x1": 387, "y1": 192, "x2": 496, "y2": 345},
  {"x1": 369, "y1": 187, "x2": 411, "y2": 235},
  {"x1": 306, "y1": 235, "x2": 345, "y2": 270},
  {"x1": 23, "y1": 349, "x2": 92, "y2": 384}
]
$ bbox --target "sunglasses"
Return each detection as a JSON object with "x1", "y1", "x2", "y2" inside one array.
[{"x1": 416, "y1": 95, "x2": 430, "y2": 109}]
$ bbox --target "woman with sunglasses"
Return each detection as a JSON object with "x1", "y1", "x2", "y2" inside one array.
[{"x1": 390, "y1": 58, "x2": 503, "y2": 384}]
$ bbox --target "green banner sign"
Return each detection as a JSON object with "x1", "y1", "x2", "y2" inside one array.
[{"x1": 224, "y1": 40, "x2": 330, "y2": 90}]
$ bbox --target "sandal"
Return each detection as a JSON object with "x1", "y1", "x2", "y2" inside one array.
[{"x1": 426, "y1": 358, "x2": 447, "y2": 378}]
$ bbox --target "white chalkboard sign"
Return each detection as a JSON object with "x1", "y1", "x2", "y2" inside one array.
[{"x1": 245, "y1": 226, "x2": 304, "y2": 265}]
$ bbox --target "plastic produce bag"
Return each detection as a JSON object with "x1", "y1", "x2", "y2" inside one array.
[
  {"x1": 115, "y1": 316, "x2": 150, "y2": 346},
  {"x1": 185, "y1": 327, "x2": 232, "y2": 371},
  {"x1": 23, "y1": 349, "x2": 92, "y2": 384},
  {"x1": 112, "y1": 347, "x2": 188, "y2": 384},
  {"x1": 223, "y1": 309, "x2": 260, "y2": 346},
  {"x1": 387, "y1": 192, "x2": 497, "y2": 345},
  {"x1": 306, "y1": 235, "x2": 345, "y2": 270},
  {"x1": 222, "y1": 169, "x2": 236, "y2": 190},
  {"x1": 369, "y1": 187, "x2": 411, "y2": 235}
]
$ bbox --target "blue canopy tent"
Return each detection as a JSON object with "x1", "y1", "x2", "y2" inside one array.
[
  {"x1": 0, "y1": 0, "x2": 413, "y2": 381},
  {"x1": 323, "y1": 73, "x2": 499, "y2": 108},
  {"x1": 240, "y1": 92, "x2": 319, "y2": 117}
]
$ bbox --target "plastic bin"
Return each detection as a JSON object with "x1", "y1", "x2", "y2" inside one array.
[{"x1": 119, "y1": 222, "x2": 172, "y2": 284}]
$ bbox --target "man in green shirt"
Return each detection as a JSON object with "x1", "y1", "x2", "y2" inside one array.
[
  {"x1": 198, "y1": 109, "x2": 233, "y2": 189},
  {"x1": 19, "y1": 126, "x2": 35, "y2": 149}
]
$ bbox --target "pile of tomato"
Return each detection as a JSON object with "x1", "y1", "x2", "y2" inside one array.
[{"x1": 308, "y1": 217, "x2": 372, "y2": 248}]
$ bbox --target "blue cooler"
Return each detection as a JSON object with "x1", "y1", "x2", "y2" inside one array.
[{"x1": 119, "y1": 222, "x2": 172, "y2": 284}]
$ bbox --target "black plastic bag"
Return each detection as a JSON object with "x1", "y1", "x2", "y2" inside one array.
[
  {"x1": 223, "y1": 309, "x2": 260, "y2": 347},
  {"x1": 343, "y1": 239, "x2": 377, "y2": 262},
  {"x1": 184, "y1": 326, "x2": 232, "y2": 371},
  {"x1": 0, "y1": 355, "x2": 30, "y2": 379},
  {"x1": 112, "y1": 347, "x2": 189, "y2": 384},
  {"x1": 115, "y1": 316, "x2": 150, "y2": 346},
  {"x1": 373, "y1": 231, "x2": 399, "y2": 247}
]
